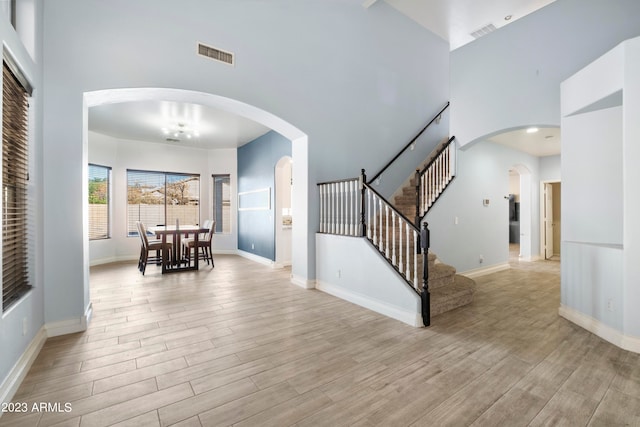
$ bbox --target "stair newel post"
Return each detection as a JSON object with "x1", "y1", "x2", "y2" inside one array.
[
  {"x1": 359, "y1": 169, "x2": 366, "y2": 237},
  {"x1": 420, "y1": 222, "x2": 431, "y2": 327},
  {"x1": 414, "y1": 169, "x2": 421, "y2": 228}
]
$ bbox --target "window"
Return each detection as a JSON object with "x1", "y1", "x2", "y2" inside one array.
[
  {"x1": 212, "y1": 174, "x2": 231, "y2": 234},
  {"x1": 88, "y1": 164, "x2": 111, "y2": 240},
  {"x1": 2, "y1": 60, "x2": 31, "y2": 311},
  {"x1": 127, "y1": 170, "x2": 200, "y2": 235}
]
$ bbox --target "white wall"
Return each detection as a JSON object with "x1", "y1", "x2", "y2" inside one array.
[
  {"x1": 622, "y1": 37, "x2": 640, "y2": 340},
  {"x1": 316, "y1": 234, "x2": 421, "y2": 326},
  {"x1": 562, "y1": 107, "x2": 623, "y2": 245},
  {"x1": 451, "y1": 0, "x2": 640, "y2": 147},
  {"x1": 425, "y1": 141, "x2": 540, "y2": 273},
  {"x1": 42, "y1": 0, "x2": 449, "y2": 327},
  {"x1": 539, "y1": 155, "x2": 561, "y2": 182},
  {"x1": 560, "y1": 36, "x2": 640, "y2": 351},
  {"x1": 88, "y1": 131, "x2": 238, "y2": 265},
  {"x1": 0, "y1": 0, "x2": 44, "y2": 405}
]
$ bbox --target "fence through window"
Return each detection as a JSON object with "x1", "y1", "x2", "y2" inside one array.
[
  {"x1": 127, "y1": 169, "x2": 200, "y2": 235},
  {"x1": 88, "y1": 164, "x2": 110, "y2": 239}
]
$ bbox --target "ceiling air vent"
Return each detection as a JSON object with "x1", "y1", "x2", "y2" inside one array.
[
  {"x1": 165, "y1": 137, "x2": 180, "y2": 143},
  {"x1": 470, "y1": 23, "x2": 497, "y2": 40},
  {"x1": 198, "y1": 43, "x2": 234, "y2": 66}
]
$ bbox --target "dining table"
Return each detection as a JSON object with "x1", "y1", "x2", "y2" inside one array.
[{"x1": 148, "y1": 224, "x2": 209, "y2": 274}]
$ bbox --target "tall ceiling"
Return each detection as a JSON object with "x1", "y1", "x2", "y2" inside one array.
[
  {"x1": 88, "y1": 0, "x2": 560, "y2": 156},
  {"x1": 383, "y1": 0, "x2": 557, "y2": 51}
]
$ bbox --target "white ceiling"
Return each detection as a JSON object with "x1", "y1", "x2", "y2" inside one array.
[
  {"x1": 383, "y1": 0, "x2": 557, "y2": 51},
  {"x1": 89, "y1": 100, "x2": 270, "y2": 149},
  {"x1": 89, "y1": 1, "x2": 561, "y2": 156},
  {"x1": 487, "y1": 126, "x2": 560, "y2": 157}
]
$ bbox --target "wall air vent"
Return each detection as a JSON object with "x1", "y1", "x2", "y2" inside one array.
[
  {"x1": 166, "y1": 137, "x2": 180, "y2": 143},
  {"x1": 197, "y1": 43, "x2": 234, "y2": 66},
  {"x1": 470, "y1": 24, "x2": 497, "y2": 40}
]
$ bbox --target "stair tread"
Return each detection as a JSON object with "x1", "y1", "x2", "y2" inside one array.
[
  {"x1": 429, "y1": 262, "x2": 455, "y2": 278},
  {"x1": 430, "y1": 275, "x2": 476, "y2": 317}
]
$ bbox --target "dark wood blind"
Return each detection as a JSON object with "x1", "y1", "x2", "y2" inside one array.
[{"x1": 2, "y1": 61, "x2": 30, "y2": 311}]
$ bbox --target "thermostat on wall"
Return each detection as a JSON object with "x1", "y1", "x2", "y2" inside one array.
[{"x1": 483, "y1": 199, "x2": 490, "y2": 206}]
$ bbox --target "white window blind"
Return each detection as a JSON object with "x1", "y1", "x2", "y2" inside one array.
[
  {"x1": 212, "y1": 174, "x2": 231, "y2": 234},
  {"x1": 127, "y1": 170, "x2": 200, "y2": 235}
]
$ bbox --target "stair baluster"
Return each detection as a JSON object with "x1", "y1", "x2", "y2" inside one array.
[
  {"x1": 413, "y1": 229, "x2": 418, "y2": 289},
  {"x1": 367, "y1": 190, "x2": 372, "y2": 240},
  {"x1": 405, "y1": 225, "x2": 410, "y2": 281},
  {"x1": 398, "y1": 218, "x2": 403, "y2": 276},
  {"x1": 391, "y1": 211, "x2": 396, "y2": 264},
  {"x1": 385, "y1": 205, "x2": 390, "y2": 258},
  {"x1": 416, "y1": 136, "x2": 457, "y2": 221},
  {"x1": 319, "y1": 185, "x2": 325, "y2": 233}
]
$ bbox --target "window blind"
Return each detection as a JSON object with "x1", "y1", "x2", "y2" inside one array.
[
  {"x1": 2, "y1": 61, "x2": 30, "y2": 311},
  {"x1": 127, "y1": 170, "x2": 200, "y2": 236},
  {"x1": 212, "y1": 174, "x2": 231, "y2": 233}
]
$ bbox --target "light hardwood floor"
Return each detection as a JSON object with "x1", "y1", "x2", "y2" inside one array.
[{"x1": 1, "y1": 254, "x2": 639, "y2": 426}]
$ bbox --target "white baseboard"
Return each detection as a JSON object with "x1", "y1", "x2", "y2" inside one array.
[
  {"x1": 212, "y1": 249, "x2": 239, "y2": 255},
  {"x1": 559, "y1": 304, "x2": 640, "y2": 353},
  {"x1": 316, "y1": 280, "x2": 422, "y2": 327},
  {"x1": 45, "y1": 303, "x2": 92, "y2": 338},
  {"x1": 0, "y1": 326, "x2": 47, "y2": 411},
  {"x1": 291, "y1": 274, "x2": 315, "y2": 289},
  {"x1": 237, "y1": 250, "x2": 275, "y2": 267},
  {"x1": 460, "y1": 262, "x2": 510, "y2": 279},
  {"x1": 274, "y1": 261, "x2": 292, "y2": 269},
  {"x1": 90, "y1": 255, "x2": 138, "y2": 267}
]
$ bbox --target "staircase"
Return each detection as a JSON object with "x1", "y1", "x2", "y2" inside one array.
[
  {"x1": 390, "y1": 175, "x2": 476, "y2": 317},
  {"x1": 317, "y1": 102, "x2": 476, "y2": 325}
]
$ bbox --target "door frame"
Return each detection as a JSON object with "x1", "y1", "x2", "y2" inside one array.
[{"x1": 540, "y1": 179, "x2": 561, "y2": 259}]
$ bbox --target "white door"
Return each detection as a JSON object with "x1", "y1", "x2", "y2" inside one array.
[{"x1": 544, "y1": 183, "x2": 554, "y2": 259}]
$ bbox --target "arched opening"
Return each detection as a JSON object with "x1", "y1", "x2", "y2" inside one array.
[{"x1": 82, "y1": 88, "x2": 310, "y2": 302}]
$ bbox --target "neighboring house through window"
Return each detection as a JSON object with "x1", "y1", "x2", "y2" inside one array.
[{"x1": 127, "y1": 169, "x2": 200, "y2": 235}]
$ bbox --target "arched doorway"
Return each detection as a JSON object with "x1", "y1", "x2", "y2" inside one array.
[{"x1": 82, "y1": 88, "x2": 311, "y2": 298}]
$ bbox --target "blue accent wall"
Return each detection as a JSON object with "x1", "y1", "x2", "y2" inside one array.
[{"x1": 237, "y1": 131, "x2": 291, "y2": 260}]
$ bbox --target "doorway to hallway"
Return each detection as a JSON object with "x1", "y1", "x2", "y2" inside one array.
[{"x1": 542, "y1": 181, "x2": 561, "y2": 261}]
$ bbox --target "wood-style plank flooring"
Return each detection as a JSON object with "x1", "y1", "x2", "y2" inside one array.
[{"x1": 1, "y1": 253, "x2": 639, "y2": 426}]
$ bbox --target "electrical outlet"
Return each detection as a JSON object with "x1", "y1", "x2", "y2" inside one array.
[
  {"x1": 337, "y1": 269, "x2": 341, "y2": 278},
  {"x1": 479, "y1": 255, "x2": 484, "y2": 264},
  {"x1": 251, "y1": 243, "x2": 255, "y2": 250},
  {"x1": 607, "y1": 299, "x2": 613, "y2": 312},
  {"x1": 454, "y1": 216, "x2": 459, "y2": 225},
  {"x1": 22, "y1": 317, "x2": 27, "y2": 336}
]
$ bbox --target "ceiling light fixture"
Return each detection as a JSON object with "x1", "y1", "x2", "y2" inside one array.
[
  {"x1": 526, "y1": 127, "x2": 539, "y2": 134},
  {"x1": 504, "y1": 15, "x2": 513, "y2": 21},
  {"x1": 161, "y1": 122, "x2": 200, "y2": 141}
]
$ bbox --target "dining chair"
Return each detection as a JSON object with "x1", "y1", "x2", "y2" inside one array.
[
  {"x1": 181, "y1": 220, "x2": 215, "y2": 267},
  {"x1": 137, "y1": 221, "x2": 173, "y2": 275}
]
